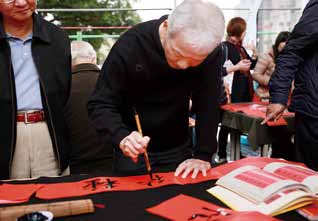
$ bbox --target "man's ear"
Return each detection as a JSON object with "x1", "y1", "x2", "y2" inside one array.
[
  {"x1": 162, "y1": 19, "x2": 169, "y2": 32},
  {"x1": 159, "y1": 19, "x2": 169, "y2": 40},
  {"x1": 163, "y1": 20, "x2": 168, "y2": 28}
]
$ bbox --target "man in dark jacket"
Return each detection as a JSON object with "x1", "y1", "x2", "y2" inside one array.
[
  {"x1": 88, "y1": 0, "x2": 225, "y2": 178},
  {"x1": 263, "y1": 0, "x2": 318, "y2": 170},
  {"x1": 0, "y1": 0, "x2": 71, "y2": 179},
  {"x1": 65, "y1": 40, "x2": 113, "y2": 174}
]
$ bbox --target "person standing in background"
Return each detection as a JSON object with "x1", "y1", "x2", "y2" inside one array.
[
  {"x1": 217, "y1": 17, "x2": 258, "y2": 162},
  {"x1": 65, "y1": 40, "x2": 113, "y2": 174},
  {"x1": 0, "y1": 0, "x2": 71, "y2": 179},
  {"x1": 263, "y1": 0, "x2": 318, "y2": 170},
  {"x1": 253, "y1": 31, "x2": 295, "y2": 161},
  {"x1": 253, "y1": 31, "x2": 290, "y2": 101}
]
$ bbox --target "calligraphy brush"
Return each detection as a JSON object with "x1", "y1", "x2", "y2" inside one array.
[{"x1": 133, "y1": 108, "x2": 153, "y2": 180}]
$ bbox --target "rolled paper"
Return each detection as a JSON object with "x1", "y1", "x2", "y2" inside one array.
[{"x1": 0, "y1": 199, "x2": 94, "y2": 221}]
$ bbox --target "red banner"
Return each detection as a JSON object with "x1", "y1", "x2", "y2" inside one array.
[
  {"x1": 36, "y1": 172, "x2": 219, "y2": 200},
  {"x1": 0, "y1": 158, "x2": 306, "y2": 202},
  {"x1": 0, "y1": 184, "x2": 43, "y2": 204}
]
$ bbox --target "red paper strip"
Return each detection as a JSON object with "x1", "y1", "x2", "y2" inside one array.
[
  {"x1": 3, "y1": 158, "x2": 306, "y2": 202},
  {"x1": 0, "y1": 184, "x2": 43, "y2": 204},
  {"x1": 266, "y1": 117, "x2": 288, "y2": 126},
  {"x1": 146, "y1": 194, "x2": 280, "y2": 221},
  {"x1": 36, "y1": 172, "x2": 219, "y2": 200}
]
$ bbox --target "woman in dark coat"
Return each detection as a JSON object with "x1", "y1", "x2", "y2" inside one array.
[{"x1": 217, "y1": 17, "x2": 258, "y2": 162}]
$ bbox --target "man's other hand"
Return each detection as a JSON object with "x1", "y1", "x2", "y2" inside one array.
[{"x1": 174, "y1": 159, "x2": 211, "y2": 179}]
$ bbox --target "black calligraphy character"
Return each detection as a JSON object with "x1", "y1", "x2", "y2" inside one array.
[
  {"x1": 105, "y1": 178, "x2": 117, "y2": 189},
  {"x1": 83, "y1": 178, "x2": 117, "y2": 191},
  {"x1": 188, "y1": 213, "x2": 209, "y2": 220},
  {"x1": 83, "y1": 179, "x2": 101, "y2": 191},
  {"x1": 188, "y1": 207, "x2": 231, "y2": 220},
  {"x1": 137, "y1": 174, "x2": 165, "y2": 186}
]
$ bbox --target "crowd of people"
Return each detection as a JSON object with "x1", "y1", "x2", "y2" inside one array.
[{"x1": 0, "y1": 0, "x2": 317, "y2": 181}]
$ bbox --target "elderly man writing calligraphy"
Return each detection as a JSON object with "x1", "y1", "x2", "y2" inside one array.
[{"x1": 88, "y1": 0, "x2": 225, "y2": 178}]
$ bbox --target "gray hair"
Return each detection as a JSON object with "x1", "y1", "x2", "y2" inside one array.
[
  {"x1": 71, "y1": 40, "x2": 97, "y2": 62},
  {"x1": 167, "y1": 0, "x2": 225, "y2": 55}
]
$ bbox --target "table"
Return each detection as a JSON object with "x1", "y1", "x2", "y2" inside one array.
[
  {"x1": 220, "y1": 103, "x2": 295, "y2": 160},
  {"x1": 0, "y1": 166, "x2": 306, "y2": 221}
]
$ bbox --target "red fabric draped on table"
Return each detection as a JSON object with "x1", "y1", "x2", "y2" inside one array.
[{"x1": 221, "y1": 102, "x2": 294, "y2": 126}]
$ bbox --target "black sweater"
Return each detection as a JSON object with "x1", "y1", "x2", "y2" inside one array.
[{"x1": 88, "y1": 16, "x2": 222, "y2": 161}]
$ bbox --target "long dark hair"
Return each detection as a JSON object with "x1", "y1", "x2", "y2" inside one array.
[{"x1": 273, "y1": 31, "x2": 290, "y2": 61}]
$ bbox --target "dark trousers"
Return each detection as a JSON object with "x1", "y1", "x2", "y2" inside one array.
[
  {"x1": 217, "y1": 125, "x2": 229, "y2": 159},
  {"x1": 270, "y1": 127, "x2": 295, "y2": 161},
  {"x1": 294, "y1": 113, "x2": 318, "y2": 171}
]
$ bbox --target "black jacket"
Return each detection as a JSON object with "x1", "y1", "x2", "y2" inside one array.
[
  {"x1": 0, "y1": 13, "x2": 72, "y2": 179},
  {"x1": 221, "y1": 41, "x2": 257, "y2": 103},
  {"x1": 88, "y1": 16, "x2": 222, "y2": 162},
  {"x1": 269, "y1": 0, "x2": 318, "y2": 118},
  {"x1": 65, "y1": 63, "x2": 113, "y2": 173}
]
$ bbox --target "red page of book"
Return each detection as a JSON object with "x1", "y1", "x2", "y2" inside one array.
[
  {"x1": 235, "y1": 170, "x2": 285, "y2": 188},
  {"x1": 210, "y1": 157, "x2": 306, "y2": 179},
  {"x1": 0, "y1": 184, "x2": 43, "y2": 204},
  {"x1": 273, "y1": 165, "x2": 317, "y2": 182},
  {"x1": 146, "y1": 194, "x2": 280, "y2": 221},
  {"x1": 36, "y1": 172, "x2": 219, "y2": 200}
]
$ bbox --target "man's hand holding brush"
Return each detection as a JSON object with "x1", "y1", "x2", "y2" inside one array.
[{"x1": 119, "y1": 131, "x2": 150, "y2": 163}]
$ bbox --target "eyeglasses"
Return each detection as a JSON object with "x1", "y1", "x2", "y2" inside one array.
[{"x1": 2, "y1": 0, "x2": 33, "y2": 5}]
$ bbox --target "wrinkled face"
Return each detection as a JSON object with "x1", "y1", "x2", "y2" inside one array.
[
  {"x1": 277, "y1": 41, "x2": 286, "y2": 52},
  {"x1": 0, "y1": 0, "x2": 36, "y2": 23},
  {"x1": 163, "y1": 34, "x2": 209, "y2": 70}
]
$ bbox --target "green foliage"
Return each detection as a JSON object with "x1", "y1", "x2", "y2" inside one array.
[{"x1": 37, "y1": 0, "x2": 141, "y2": 50}]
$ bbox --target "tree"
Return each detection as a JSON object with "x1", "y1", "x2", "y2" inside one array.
[{"x1": 37, "y1": 0, "x2": 141, "y2": 51}]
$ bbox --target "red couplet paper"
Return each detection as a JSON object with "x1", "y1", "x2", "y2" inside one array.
[
  {"x1": 146, "y1": 194, "x2": 280, "y2": 221},
  {"x1": 221, "y1": 102, "x2": 259, "y2": 111},
  {"x1": 266, "y1": 117, "x2": 288, "y2": 126},
  {"x1": 210, "y1": 157, "x2": 306, "y2": 179},
  {"x1": 0, "y1": 184, "x2": 43, "y2": 204},
  {"x1": 297, "y1": 202, "x2": 318, "y2": 220},
  {"x1": 36, "y1": 172, "x2": 220, "y2": 200},
  {"x1": 221, "y1": 102, "x2": 294, "y2": 126}
]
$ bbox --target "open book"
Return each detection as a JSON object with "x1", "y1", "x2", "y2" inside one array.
[{"x1": 207, "y1": 162, "x2": 318, "y2": 216}]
